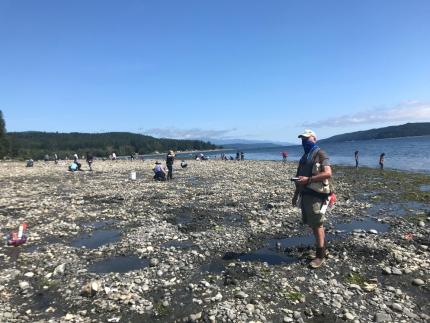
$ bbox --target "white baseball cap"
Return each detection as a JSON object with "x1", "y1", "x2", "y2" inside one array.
[{"x1": 298, "y1": 129, "x2": 317, "y2": 138}]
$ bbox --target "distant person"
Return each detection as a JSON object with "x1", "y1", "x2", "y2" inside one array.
[
  {"x1": 354, "y1": 151, "x2": 359, "y2": 168},
  {"x1": 292, "y1": 129, "x2": 332, "y2": 269},
  {"x1": 282, "y1": 151, "x2": 288, "y2": 162},
  {"x1": 69, "y1": 161, "x2": 82, "y2": 172},
  {"x1": 26, "y1": 159, "x2": 34, "y2": 167},
  {"x1": 86, "y1": 152, "x2": 94, "y2": 171},
  {"x1": 153, "y1": 161, "x2": 167, "y2": 181},
  {"x1": 240, "y1": 151, "x2": 244, "y2": 160},
  {"x1": 166, "y1": 150, "x2": 175, "y2": 180},
  {"x1": 130, "y1": 154, "x2": 134, "y2": 161},
  {"x1": 44, "y1": 154, "x2": 49, "y2": 163},
  {"x1": 379, "y1": 153, "x2": 385, "y2": 170},
  {"x1": 54, "y1": 153, "x2": 58, "y2": 164},
  {"x1": 112, "y1": 152, "x2": 117, "y2": 161},
  {"x1": 180, "y1": 160, "x2": 188, "y2": 168},
  {"x1": 236, "y1": 151, "x2": 240, "y2": 161},
  {"x1": 71, "y1": 154, "x2": 82, "y2": 171}
]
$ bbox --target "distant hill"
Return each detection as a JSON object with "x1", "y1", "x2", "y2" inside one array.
[
  {"x1": 221, "y1": 142, "x2": 284, "y2": 149},
  {"x1": 321, "y1": 122, "x2": 430, "y2": 142},
  {"x1": 7, "y1": 131, "x2": 218, "y2": 159}
]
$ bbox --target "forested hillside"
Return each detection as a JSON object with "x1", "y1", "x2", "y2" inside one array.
[
  {"x1": 7, "y1": 131, "x2": 217, "y2": 159},
  {"x1": 321, "y1": 122, "x2": 430, "y2": 142}
]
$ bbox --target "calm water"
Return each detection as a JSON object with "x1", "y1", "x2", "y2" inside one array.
[{"x1": 172, "y1": 136, "x2": 430, "y2": 173}]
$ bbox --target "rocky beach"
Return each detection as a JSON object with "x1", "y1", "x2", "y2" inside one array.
[{"x1": 0, "y1": 159, "x2": 429, "y2": 323}]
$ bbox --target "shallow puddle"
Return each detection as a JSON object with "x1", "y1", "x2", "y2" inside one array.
[
  {"x1": 199, "y1": 259, "x2": 226, "y2": 274},
  {"x1": 335, "y1": 218, "x2": 389, "y2": 233},
  {"x1": 71, "y1": 229, "x2": 121, "y2": 249},
  {"x1": 89, "y1": 256, "x2": 149, "y2": 273},
  {"x1": 419, "y1": 184, "x2": 430, "y2": 192}
]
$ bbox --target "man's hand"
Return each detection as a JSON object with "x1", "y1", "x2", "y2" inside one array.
[{"x1": 297, "y1": 176, "x2": 309, "y2": 185}]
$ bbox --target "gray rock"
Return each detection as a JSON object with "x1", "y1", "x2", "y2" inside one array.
[
  {"x1": 412, "y1": 278, "x2": 425, "y2": 286},
  {"x1": 19, "y1": 281, "x2": 30, "y2": 290},
  {"x1": 235, "y1": 291, "x2": 248, "y2": 299},
  {"x1": 391, "y1": 268, "x2": 402, "y2": 275},
  {"x1": 149, "y1": 258, "x2": 159, "y2": 267},
  {"x1": 368, "y1": 229, "x2": 378, "y2": 234},
  {"x1": 382, "y1": 267, "x2": 392, "y2": 275},
  {"x1": 53, "y1": 263, "x2": 66, "y2": 276},
  {"x1": 345, "y1": 312, "x2": 355, "y2": 320},
  {"x1": 418, "y1": 221, "x2": 425, "y2": 227},
  {"x1": 375, "y1": 312, "x2": 391, "y2": 322},
  {"x1": 246, "y1": 304, "x2": 255, "y2": 313},
  {"x1": 391, "y1": 303, "x2": 403, "y2": 312}
]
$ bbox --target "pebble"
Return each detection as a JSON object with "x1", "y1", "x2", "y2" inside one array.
[
  {"x1": 391, "y1": 268, "x2": 402, "y2": 275},
  {"x1": 235, "y1": 291, "x2": 248, "y2": 299},
  {"x1": 412, "y1": 278, "x2": 425, "y2": 286},
  {"x1": 382, "y1": 267, "x2": 392, "y2": 275},
  {"x1": 391, "y1": 303, "x2": 403, "y2": 312}
]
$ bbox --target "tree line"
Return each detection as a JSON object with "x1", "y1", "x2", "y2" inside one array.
[{"x1": 0, "y1": 111, "x2": 218, "y2": 160}]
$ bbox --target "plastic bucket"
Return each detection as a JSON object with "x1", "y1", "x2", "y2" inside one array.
[{"x1": 130, "y1": 171, "x2": 137, "y2": 180}]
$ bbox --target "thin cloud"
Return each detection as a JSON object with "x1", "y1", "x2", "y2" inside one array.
[
  {"x1": 140, "y1": 127, "x2": 236, "y2": 140},
  {"x1": 303, "y1": 101, "x2": 430, "y2": 128}
]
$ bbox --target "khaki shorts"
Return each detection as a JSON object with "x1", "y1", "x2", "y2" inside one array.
[{"x1": 301, "y1": 194, "x2": 325, "y2": 228}]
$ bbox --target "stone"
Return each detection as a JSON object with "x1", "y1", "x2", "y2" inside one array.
[
  {"x1": 375, "y1": 312, "x2": 391, "y2": 322},
  {"x1": 368, "y1": 229, "x2": 378, "y2": 234},
  {"x1": 283, "y1": 316, "x2": 294, "y2": 322},
  {"x1": 382, "y1": 267, "x2": 392, "y2": 275},
  {"x1": 53, "y1": 263, "x2": 66, "y2": 276},
  {"x1": 391, "y1": 303, "x2": 403, "y2": 312},
  {"x1": 81, "y1": 280, "x2": 100, "y2": 297},
  {"x1": 19, "y1": 281, "x2": 30, "y2": 290},
  {"x1": 412, "y1": 278, "x2": 425, "y2": 286},
  {"x1": 391, "y1": 268, "x2": 402, "y2": 275},
  {"x1": 246, "y1": 304, "x2": 255, "y2": 313},
  {"x1": 418, "y1": 221, "x2": 425, "y2": 227},
  {"x1": 24, "y1": 272, "x2": 34, "y2": 278},
  {"x1": 345, "y1": 312, "x2": 355, "y2": 320},
  {"x1": 235, "y1": 291, "x2": 248, "y2": 299},
  {"x1": 149, "y1": 258, "x2": 159, "y2": 267}
]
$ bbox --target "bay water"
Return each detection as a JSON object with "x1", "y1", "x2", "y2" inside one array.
[{"x1": 173, "y1": 136, "x2": 430, "y2": 173}]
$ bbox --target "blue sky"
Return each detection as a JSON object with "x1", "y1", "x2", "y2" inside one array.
[{"x1": 1, "y1": 0, "x2": 430, "y2": 142}]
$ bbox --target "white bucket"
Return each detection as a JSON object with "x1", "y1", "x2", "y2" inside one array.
[{"x1": 130, "y1": 171, "x2": 137, "y2": 180}]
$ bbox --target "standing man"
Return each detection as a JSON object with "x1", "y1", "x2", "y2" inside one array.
[
  {"x1": 166, "y1": 150, "x2": 175, "y2": 180},
  {"x1": 354, "y1": 150, "x2": 359, "y2": 168},
  {"x1": 379, "y1": 153, "x2": 385, "y2": 170},
  {"x1": 292, "y1": 130, "x2": 332, "y2": 269},
  {"x1": 86, "y1": 152, "x2": 94, "y2": 171}
]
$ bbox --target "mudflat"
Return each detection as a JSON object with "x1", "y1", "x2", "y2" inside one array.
[{"x1": 0, "y1": 160, "x2": 429, "y2": 322}]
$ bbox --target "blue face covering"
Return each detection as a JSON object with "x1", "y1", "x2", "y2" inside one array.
[{"x1": 302, "y1": 138, "x2": 317, "y2": 154}]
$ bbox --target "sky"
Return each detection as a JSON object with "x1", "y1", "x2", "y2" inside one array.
[{"x1": 1, "y1": 0, "x2": 430, "y2": 143}]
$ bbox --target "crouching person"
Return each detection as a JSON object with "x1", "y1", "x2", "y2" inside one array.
[
  {"x1": 153, "y1": 161, "x2": 167, "y2": 181},
  {"x1": 292, "y1": 130, "x2": 332, "y2": 269}
]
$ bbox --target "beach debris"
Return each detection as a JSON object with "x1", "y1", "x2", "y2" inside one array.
[{"x1": 5, "y1": 223, "x2": 28, "y2": 246}]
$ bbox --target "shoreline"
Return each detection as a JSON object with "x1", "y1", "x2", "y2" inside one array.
[{"x1": 0, "y1": 160, "x2": 429, "y2": 322}]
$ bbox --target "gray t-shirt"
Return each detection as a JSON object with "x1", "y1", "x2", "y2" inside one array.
[{"x1": 296, "y1": 148, "x2": 330, "y2": 177}]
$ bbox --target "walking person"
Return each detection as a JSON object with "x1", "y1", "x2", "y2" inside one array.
[
  {"x1": 282, "y1": 151, "x2": 288, "y2": 163},
  {"x1": 292, "y1": 130, "x2": 333, "y2": 269},
  {"x1": 354, "y1": 151, "x2": 359, "y2": 168},
  {"x1": 86, "y1": 152, "x2": 94, "y2": 171},
  {"x1": 54, "y1": 153, "x2": 58, "y2": 164},
  {"x1": 379, "y1": 153, "x2": 385, "y2": 170},
  {"x1": 166, "y1": 150, "x2": 175, "y2": 180}
]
